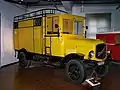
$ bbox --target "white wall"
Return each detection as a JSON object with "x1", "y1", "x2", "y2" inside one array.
[{"x1": 0, "y1": 0, "x2": 26, "y2": 66}]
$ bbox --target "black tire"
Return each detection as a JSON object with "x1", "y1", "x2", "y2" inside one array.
[
  {"x1": 93, "y1": 85, "x2": 100, "y2": 90},
  {"x1": 95, "y1": 64, "x2": 109, "y2": 77},
  {"x1": 19, "y1": 52, "x2": 30, "y2": 68},
  {"x1": 66, "y1": 59, "x2": 86, "y2": 84},
  {"x1": 59, "y1": 60, "x2": 65, "y2": 68}
]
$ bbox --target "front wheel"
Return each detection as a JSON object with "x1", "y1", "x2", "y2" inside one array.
[
  {"x1": 66, "y1": 59, "x2": 86, "y2": 84},
  {"x1": 95, "y1": 64, "x2": 109, "y2": 77}
]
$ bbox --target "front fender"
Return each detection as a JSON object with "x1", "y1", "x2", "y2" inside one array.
[{"x1": 61, "y1": 53, "x2": 85, "y2": 63}]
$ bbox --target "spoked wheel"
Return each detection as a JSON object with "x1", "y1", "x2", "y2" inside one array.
[
  {"x1": 95, "y1": 64, "x2": 108, "y2": 77},
  {"x1": 66, "y1": 59, "x2": 86, "y2": 84},
  {"x1": 19, "y1": 52, "x2": 31, "y2": 68}
]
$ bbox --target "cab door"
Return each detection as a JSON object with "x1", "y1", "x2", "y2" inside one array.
[{"x1": 44, "y1": 16, "x2": 60, "y2": 56}]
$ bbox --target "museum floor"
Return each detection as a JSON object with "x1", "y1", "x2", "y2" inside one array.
[{"x1": 0, "y1": 61, "x2": 120, "y2": 90}]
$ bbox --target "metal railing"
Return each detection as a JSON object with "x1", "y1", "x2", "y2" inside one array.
[{"x1": 14, "y1": 9, "x2": 67, "y2": 22}]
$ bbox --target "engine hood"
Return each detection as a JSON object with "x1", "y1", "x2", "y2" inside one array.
[
  {"x1": 62, "y1": 34, "x2": 106, "y2": 61},
  {"x1": 62, "y1": 34, "x2": 105, "y2": 45}
]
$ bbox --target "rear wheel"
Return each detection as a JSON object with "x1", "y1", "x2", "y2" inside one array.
[
  {"x1": 66, "y1": 59, "x2": 86, "y2": 84},
  {"x1": 19, "y1": 52, "x2": 31, "y2": 68},
  {"x1": 59, "y1": 60, "x2": 65, "y2": 68}
]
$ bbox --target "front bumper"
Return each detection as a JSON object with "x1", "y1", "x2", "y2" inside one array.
[{"x1": 97, "y1": 61, "x2": 104, "y2": 66}]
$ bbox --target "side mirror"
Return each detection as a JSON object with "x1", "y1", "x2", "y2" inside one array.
[
  {"x1": 55, "y1": 24, "x2": 59, "y2": 28},
  {"x1": 86, "y1": 26, "x2": 88, "y2": 29},
  {"x1": 85, "y1": 26, "x2": 88, "y2": 38}
]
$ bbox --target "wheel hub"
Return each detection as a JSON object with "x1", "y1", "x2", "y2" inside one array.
[{"x1": 68, "y1": 64, "x2": 81, "y2": 80}]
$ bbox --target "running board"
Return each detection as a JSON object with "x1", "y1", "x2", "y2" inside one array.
[{"x1": 85, "y1": 78, "x2": 100, "y2": 86}]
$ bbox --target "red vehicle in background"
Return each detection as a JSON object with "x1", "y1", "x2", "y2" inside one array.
[{"x1": 96, "y1": 32, "x2": 120, "y2": 61}]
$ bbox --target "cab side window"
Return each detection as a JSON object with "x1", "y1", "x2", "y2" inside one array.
[{"x1": 63, "y1": 19, "x2": 73, "y2": 34}]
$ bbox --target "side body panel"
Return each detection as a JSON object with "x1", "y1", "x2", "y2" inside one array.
[
  {"x1": 19, "y1": 19, "x2": 33, "y2": 28},
  {"x1": 45, "y1": 37, "x2": 63, "y2": 57},
  {"x1": 18, "y1": 27, "x2": 34, "y2": 52},
  {"x1": 14, "y1": 19, "x2": 43, "y2": 54},
  {"x1": 18, "y1": 19, "x2": 34, "y2": 52},
  {"x1": 34, "y1": 26, "x2": 43, "y2": 54}
]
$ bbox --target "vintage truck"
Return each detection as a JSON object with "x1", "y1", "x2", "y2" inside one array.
[{"x1": 13, "y1": 9, "x2": 110, "y2": 85}]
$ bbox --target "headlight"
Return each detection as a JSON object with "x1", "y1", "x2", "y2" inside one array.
[
  {"x1": 106, "y1": 50, "x2": 111, "y2": 54},
  {"x1": 89, "y1": 50, "x2": 94, "y2": 58}
]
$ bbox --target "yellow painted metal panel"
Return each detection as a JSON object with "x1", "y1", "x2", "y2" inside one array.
[
  {"x1": 34, "y1": 26, "x2": 43, "y2": 54},
  {"x1": 18, "y1": 27, "x2": 34, "y2": 52},
  {"x1": 18, "y1": 19, "x2": 33, "y2": 28},
  {"x1": 73, "y1": 15, "x2": 84, "y2": 22},
  {"x1": 46, "y1": 48, "x2": 50, "y2": 54},
  {"x1": 13, "y1": 29, "x2": 19, "y2": 50},
  {"x1": 42, "y1": 17, "x2": 46, "y2": 35},
  {"x1": 51, "y1": 37, "x2": 61, "y2": 56},
  {"x1": 61, "y1": 34, "x2": 105, "y2": 61},
  {"x1": 45, "y1": 37, "x2": 51, "y2": 55},
  {"x1": 46, "y1": 38, "x2": 50, "y2": 47},
  {"x1": 45, "y1": 37, "x2": 64, "y2": 56},
  {"x1": 61, "y1": 14, "x2": 73, "y2": 19}
]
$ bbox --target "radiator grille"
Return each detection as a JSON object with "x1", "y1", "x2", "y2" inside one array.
[{"x1": 96, "y1": 44, "x2": 106, "y2": 59}]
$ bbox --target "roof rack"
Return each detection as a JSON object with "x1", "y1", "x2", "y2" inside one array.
[{"x1": 14, "y1": 9, "x2": 67, "y2": 22}]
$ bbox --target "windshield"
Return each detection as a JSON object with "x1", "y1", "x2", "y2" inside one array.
[{"x1": 74, "y1": 21, "x2": 82, "y2": 35}]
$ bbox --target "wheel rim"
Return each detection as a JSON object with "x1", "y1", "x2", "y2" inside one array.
[
  {"x1": 95, "y1": 65, "x2": 108, "y2": 76},
  {"x1": 68, "y1": 64, "x2": 81, "y2": 81}
]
